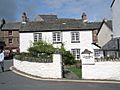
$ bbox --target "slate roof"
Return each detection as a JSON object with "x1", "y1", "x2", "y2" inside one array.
[
  {"x1": 0, "y1": 16, "x2": 101, "y2": 32},
  {"x1": 101, "y1": 37, "x2": 120, "y2": 51},
  {"x1": 105, "y1": 20, "x2": 112, "y2": 30},
  {"x1": 38, "y1": 15, "x2": 58, "y2": 21},
  {"x1": 20, "y1": 19, "x2": 101, "y2": 32},
  {"x1": 2, "y1": 22, "x2": 21, "y2": 30}
]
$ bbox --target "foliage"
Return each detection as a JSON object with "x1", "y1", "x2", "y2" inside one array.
[
  {"x1": 28, "y1": 40, "x2": 56, "y2": 57},
  {"x1": 14, "y1": 52, "x2": 52, "y2": 63},
  {"x1": 62, "y1": 51, "x2": 76, "y2": 65},
  {"x1": 15, "y1": 40, "x2": 76, "y2": 64},
  {"x1": 60, "y1": 43, "x2": 76, "y2": 65},
  {"x1": 68, "y1": 66, "x2": 82, "y2": 78}
]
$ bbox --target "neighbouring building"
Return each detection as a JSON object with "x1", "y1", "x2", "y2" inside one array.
[
  {"x1": 1, "y1": 22, "x2": 20, "y2": 52},
  {"x1": 0, "y1": 19, "x2": 6, "y2": 49},
  {"x1": 97, "y1": 20, "x2": 113, "y2": 47},
  {"x1": 99, "y1": 0, "x2": 120, "y2": 58},
  {"x1": 95, "y1": 19, "x2": 113, "y2": 58},
  {"x1": 19, "y1": 13, "x2": 101, "y2": 60}
]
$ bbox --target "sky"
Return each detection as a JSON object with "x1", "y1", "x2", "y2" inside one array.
[{"x1": 0, "y1": 0, "x2": 113, "y2": 22}]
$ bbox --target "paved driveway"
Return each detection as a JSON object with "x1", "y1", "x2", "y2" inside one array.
[{"x1": 0, "y1": 60, "x2": 120, "y2": 90}]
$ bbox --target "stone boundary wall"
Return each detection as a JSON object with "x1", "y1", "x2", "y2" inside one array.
[
  {"x1": 13, "y1": 54, "x2": 63, "y2": 79},
  {"x1": 82, "y1": 62, "x2": 120, "y2": 80}
]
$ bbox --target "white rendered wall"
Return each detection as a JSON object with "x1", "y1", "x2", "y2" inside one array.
[
  {"x1": 80, "y1": 31, "x2": 94, "y2": 51},
  {"x1": 20, "y1": 33, "x2": 34, "y2": 52},
  {"x1": 98, "y1": 24, "x2": 113, "y2": 47},
  {"x1": 82, "y1": 62, "x2": 120, "y2": 80},
  {"x1": 42, "y1": 32, "x2": 52, "y2": 43},
  {"x1": 62, "y1": 31, "x2": 81, "y2": 50},
  {"x1": 63, "y1": 31, "x2": 96, "y2": 58},
  {"x1": 112, "y1": 0, "x2": 120, "y2": 38},
  {"x1": 20, "y1": 31, "x2": 96, "y2": 60},
  {"x1": 13, "y1": 54, "x2": 62, "y2": 79}
]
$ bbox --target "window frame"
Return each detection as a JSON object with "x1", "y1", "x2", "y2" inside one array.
[
  {"x1": 71, "y1": 49, "x2": 80, "y2": 60},
  {"x1": 71, "y1": 32, "x2": 80, "y2": 43},
  {"x1": 34, "y1": 33, "x2": 42, "y2": 42},
  {"x1": 52, "y1": 32, "x2": 61, "y2": 44}
]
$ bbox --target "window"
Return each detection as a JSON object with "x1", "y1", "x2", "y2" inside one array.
[
  {"x1": 94, "y1": 50, "x2": 101, "y2": 58},
  {"x1": 8, "y1": 31, "x2": 12, "y2": 36},
  {"x1": 71, "y1": 32, "x2": 80, "y2": 43},
  {"x1": 53, "y1": 32, "x2": 61, "y2": 43},
  {"x1": 34, "y1": 33, "x2": 42, "y2": 42},
  {"x1": 9, "y1": 38, "x2": 12, "y2": 43},
  {"x1": 71, "y1": 49, "x2": 80, "y2": 60}
]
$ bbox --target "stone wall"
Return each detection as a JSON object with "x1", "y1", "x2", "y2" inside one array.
[
  {"x1": 82, "y1": 49, "x2": 120, "y2": 80},
  {"x1": 13, "y1": 54, "x2": 63, "y2": 79},
  {"x1": 82, "y1": 61, "x2": 120, "y2": 80}
]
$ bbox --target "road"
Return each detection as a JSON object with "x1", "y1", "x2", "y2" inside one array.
[{"x1": 0, "y1": 60, "x2": 120, "y2": 90}]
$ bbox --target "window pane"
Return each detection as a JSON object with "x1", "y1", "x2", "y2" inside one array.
[
  {"x1": 71, "y1": 32, "x2": 79, "y2": 42},
  {"x1": 34, "y1": 33, "x2": 42, "y2": 42},
  {"x1": 71, "y1": 49, "x2": 80, "y2": 60},
  {"x1": 39, "y1": 33, "x2": 42, "y2": 40},
  {"x1": 53, "y1": 32, "x2": 61, "y2": 42}
]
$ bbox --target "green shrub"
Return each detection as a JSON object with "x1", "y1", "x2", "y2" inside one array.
[
  {"x1": 28, "y1": 40, "x2": 55, "y2": 56},
  {"x1": 15, "y1": 40, "x2": 76, "y2": 64},
  {"x1": 62, "y1": 51, "x2": 76, "y2": 65}
]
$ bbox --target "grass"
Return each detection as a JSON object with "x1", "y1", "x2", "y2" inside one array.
[{"x1": 68, "y1": 66, "x2": 82, "y2": 79}]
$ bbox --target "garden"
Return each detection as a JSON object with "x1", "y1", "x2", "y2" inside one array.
[{"x1": 14, "y1": 40, "x2": 82, "y2": 79}]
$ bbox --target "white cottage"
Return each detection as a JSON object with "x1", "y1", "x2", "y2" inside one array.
[{"x1": 19, "y1": 15, "x2": 101, "y2": 60}]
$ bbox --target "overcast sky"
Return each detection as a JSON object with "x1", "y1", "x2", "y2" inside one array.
[{"x1": 0, "y1": 0, "x2": 113, "y2": 22}]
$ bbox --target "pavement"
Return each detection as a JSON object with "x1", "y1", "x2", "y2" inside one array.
[{"x1": 10, "y1": 66, "x2": 120, "y2": 84}]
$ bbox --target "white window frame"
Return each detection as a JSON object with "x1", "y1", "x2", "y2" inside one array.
[
  {"x1": 52, "y1": 32, "x2": 61, "y2": 43},
  {"x1": 71, "y1": 32, "x2": 80, "y2": 43},
  {"x1": 71, "y1": 49, "x2": 80, "y2": 60},
  {"x1": 34, "y1": 33, "x2": 42, "y2": 42}
]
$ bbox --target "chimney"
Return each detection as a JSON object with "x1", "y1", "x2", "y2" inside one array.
[
  {"x1": 103, "y1": 18, "x2": 107, "y2": 22},
  {"x1": 21, "y1": 12, "x2": 28, "y2": 24},
  {"x1": 81, "y1": 12, "x2": 88, "y2": 23}
]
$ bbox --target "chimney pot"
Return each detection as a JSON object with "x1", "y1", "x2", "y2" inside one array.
[{"x1": 82, "y1": 12, "x2": 88, "y2": 23}]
